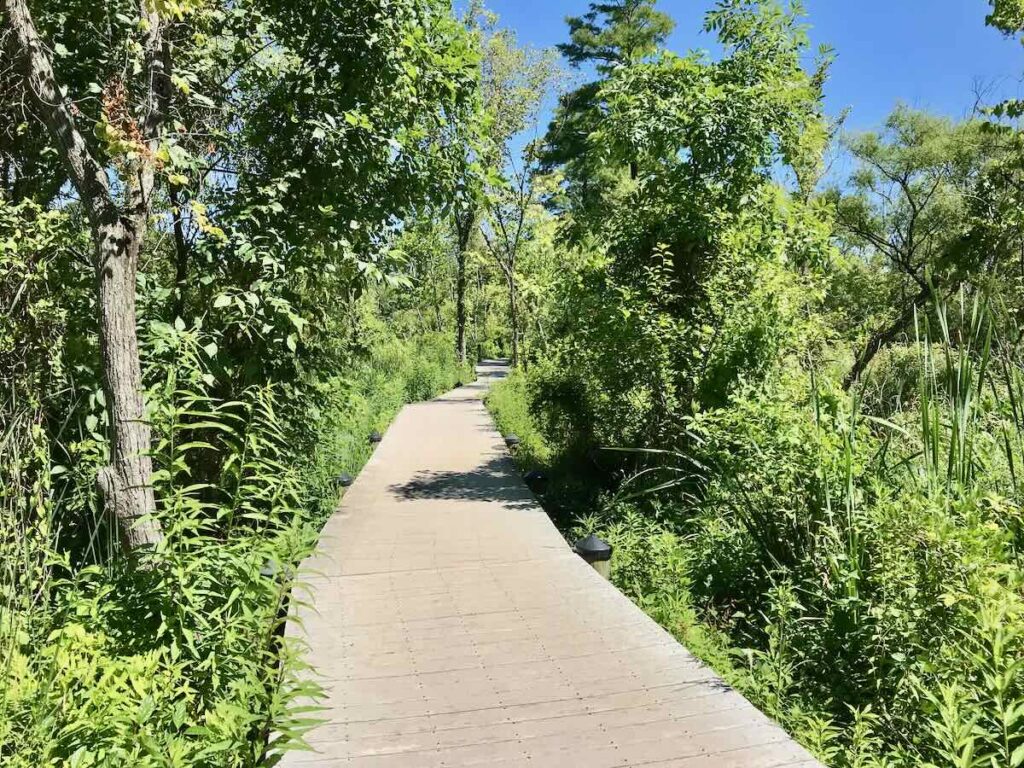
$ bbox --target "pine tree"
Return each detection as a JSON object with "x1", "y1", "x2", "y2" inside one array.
[{"x1": 541, "y1": 0, "x2": 674, "y2": 238}]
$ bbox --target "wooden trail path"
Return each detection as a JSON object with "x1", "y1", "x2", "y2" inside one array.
[{"x1": 281, "y1": 361, "x2": 821, "y2": 767}]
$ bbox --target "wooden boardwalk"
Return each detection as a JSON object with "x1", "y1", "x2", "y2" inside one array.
[{"x1": 281, "y1": 362, "x2": 821, "y2": 767}]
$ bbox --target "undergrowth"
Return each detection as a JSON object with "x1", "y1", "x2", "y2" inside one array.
[
  {"x1": 0, "y1": 325, "x2": 468, "y2": 766},
  {"x1": 486, "y1": 295, "x2": 1024, "y2": 767}
]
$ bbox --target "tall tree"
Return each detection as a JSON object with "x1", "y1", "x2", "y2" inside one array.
[
  {"x1": 449, "y1": 6, "x2": 487, "y2": 366},
  {"x1": 832, "y1": 107, "x2": 994, "y2": 387},
  {"x1": 541, "y1": 0, "x2": 675, "y2": 237},
  {"x1": 477, "y1": 28, "x2": 560, "y2": 368},
  {"x1": 560, "y1": 0, "x2": 676, "y2": 73},
  {"x1": 548, "y1": 0, "x2": 833, "y2": 429},
  {"x1": 1, "y1": 0, "x2": 172, "y2": 553},
  {"x1": 444, "y1": 7, "x2": 558, "y2": 365}
]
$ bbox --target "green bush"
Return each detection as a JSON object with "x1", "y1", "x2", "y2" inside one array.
[
  {"x1": 0, "y1": 313, "x2": 469, "y2": 765},
  {"x1": 0, "y1": 372, "x2": 318, "y2": 767},
  {"x1": 485, "y1": 371, "x2": 552, "y2": 467},
  {"x1": 492, "y1": 295, "x2": 1024, "y2": 767}
]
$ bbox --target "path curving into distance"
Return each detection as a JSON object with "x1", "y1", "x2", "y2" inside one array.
[{"x1": 281, "y1": 361, "x2": 821, "y2": 767}]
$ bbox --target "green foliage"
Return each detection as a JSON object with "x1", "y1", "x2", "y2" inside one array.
[
  {"x1": 1, "y1": 0, "x2": 480, "y2": 761},
  {"x1": 1, "y1": 311, "x2": 467, "y2": 764},
  {"x1": 828, "y1": 106, "x2": 1000, "y2": 385},
  {"x1": 559, "y1": 0, "x2": 675, "y2": 74},
  {"x1": 484, "y1": 3, "x2": 1024, "y2": 767},
  {"x1": 504, "y1": 290, "x2": 1024, "y2": 766},
  {"x1": 226, "y1": 0, "x2": 478, "y2": 258},
  {"x1": 485, "y1": 371, "x2": 553, "y2": 467},
  {"x1": 988, "y1": 0, "x2": 1024, "y2": 38},
  {"x1": 541, "y1": 0, "x2": 676, "y2": 236},
  {"x1": 9, "y1": 0, "x2": 1024, "y2": 764},
  {"x1": 1, "y1": 355, "x2": 319, "y2": 766}
]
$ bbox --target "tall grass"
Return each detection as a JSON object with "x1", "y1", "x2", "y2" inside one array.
[{"x1": 916, "y1": 292, "x2": 993, "y2": 494}]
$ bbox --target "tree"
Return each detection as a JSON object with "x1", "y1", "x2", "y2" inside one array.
[
  {"x1": 541, "y1": 0, "x2": 675, "y2": 237},
  {"x1": 439, "y1": 8, "x2": 560, "y2": 366},
  {"x1": 832, "y1": 107, "x2": 995, "y2": 387},
  {"x1": 560, "y1": 0, "x2": 676, "y2": 72},
  {"x1": 481, "y1": 145, "x2": 540, "y2": 369},
  {"x1": 988, "y1": 0, "x2": 1024, "y2": 36},
  {"x1": 477, "y1": 31, "x2": 560, "y2": 368},
  {"x1": 540, "y1": 0, "x2": 833, "y2": 433},
  {"x1": 1, "y1": 0, "x2": 174, "y2": 553},
  {"x1": 0, "y1": 0, "x2": 479, "y2": 556},
  {"x1": 447, "y1": 13, "x2": 484, "y2": 367}
]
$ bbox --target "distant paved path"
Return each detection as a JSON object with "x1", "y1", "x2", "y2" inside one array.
[{"x1": 281, "y1": 361, "x2": 821, "y2": 767}]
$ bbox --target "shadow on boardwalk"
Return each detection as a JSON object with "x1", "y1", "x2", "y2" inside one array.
[
  {"x1": 388, "y1": 455, "x2": 534, "y2": 509},
  {"x1": 281, "y1": 360, "x2": 821, "y2": 767}
]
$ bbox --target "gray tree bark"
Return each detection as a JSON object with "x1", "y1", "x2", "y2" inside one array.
[{"x1": 508, "y1": 276, "x2": 520, "y2": 369}]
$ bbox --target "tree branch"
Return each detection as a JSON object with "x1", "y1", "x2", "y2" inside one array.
[{"x1": 1, "y1": 0, "x2": 113, "y2": 228}]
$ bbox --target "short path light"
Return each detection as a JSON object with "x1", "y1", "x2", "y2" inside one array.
[
  {"x1": 504, "y1": 434, "x2": 521, "y2": 450},
  {"x1": 368, "y1": 431, "x2": 382, "y2": 445},
  {"x1": 523, "y1": 470, "x2": 549, "y2": 495},
  {"x1": 574, "y1": 534, "x2": 613, "y2": 580},
  {"x1": 335, "y1": 473, "x2": 354, "y2": 488}
]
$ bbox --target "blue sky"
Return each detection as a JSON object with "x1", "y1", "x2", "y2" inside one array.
[{"x1": 484, "y1": 0, "x2": 1023, "y2": 132}]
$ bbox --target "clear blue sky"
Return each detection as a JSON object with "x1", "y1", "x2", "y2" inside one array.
[{"x1": 483, "y1": 0, "x2": 1023, "y2": 132}]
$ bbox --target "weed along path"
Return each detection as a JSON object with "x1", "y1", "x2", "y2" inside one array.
[{"x1": 281, "y1": 361, "x2": 820, "y2": 767}]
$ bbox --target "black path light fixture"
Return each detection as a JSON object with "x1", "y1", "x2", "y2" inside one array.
[
  {"x1": 574, "y1": 534, "x2": 613, "y2": 580},
  {"x1": 334, "y1": 473, "x2": 354, "y2": 488},
  {"x1": 523, "y1": 469, "x2": 549, "y2": 495},
  {"x1": 504, "y1": 434, "x2": 521, "y2": 451},
  {"x1": 368, "y1": 430, "x2": 383, "y2": 445}
]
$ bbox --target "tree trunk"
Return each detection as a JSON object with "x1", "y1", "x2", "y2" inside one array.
[
  {"x1": 454, "y1": 207, "x2": 476, "y2": 365},
  {"x1": 845, "y1": 285, "x2": 931, "y2": 389},
  {"x1": 3, "y1": 0, "x2": 163, "y2": 553},
  {"x1": 169, "y1": 184, "x2": 190, "y2": 322},
  {"x1": 508, "y1": 276, "x2": 520, "y2": 368},
  {"x1": 455, "y1": 248, "x2": 468, "y2": 364},
  {"x1": 95, "y1": 218, "x2": 162, "y2": 551}
]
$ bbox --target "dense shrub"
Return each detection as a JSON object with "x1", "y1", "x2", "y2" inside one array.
[
  {"x1": 0, "y1": 288, "x2": 468, "y2": 765},
  {"x1": 489, "y1": 298, "x2": 1024, "y2": 766}
]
